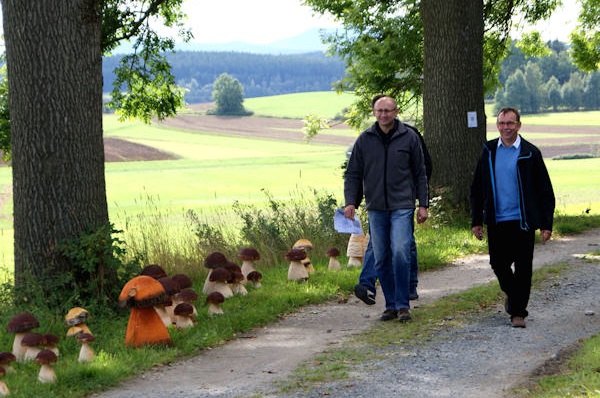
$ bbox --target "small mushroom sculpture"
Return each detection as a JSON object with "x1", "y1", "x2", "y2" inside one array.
[
  {"x1": 65, "y1": 307, "x2": 92, "y2": 337},
  {"x1": 77, "y1": 333, "x2": 95, "y2": 363},
  {"x1": 0, "y1": 353, "x2": 15, "y2": 374},
  {"x1": 21, "y1": 332, "x2": 44, "y2": 362},
  {"x1": 246, "y1": 270, "x2": 263, "y2": 288},
  {"x1": 171, "y1": 273, "x2": 193, "y2": 290},
  {"x1": 225, "y1": 261, "x2": 248, "y2": 296},
  {"x1": 286, "y1": 248, "x2": 309, "y2": 281},
  {"x1": 0, "y1": 366, "x2": 8, "y2": 396},
  {"x1": 206, "y1": 292, "x2": 225, "y2": 316},
  {"x1": 293, "y1": 238, "x2": 315, "y2": 273},
  {"x1": 326, "y1": 247, "x2": 342, "y2": 270},
  {"x1": 35, "y1": 349, "x2": 57, "y2": 383},
  {"x1": 206, "y1": 268, "x2": 234, "y2": 298},
  {"x1": 202, "y1": 252, "x2": 229, "y2": 294},
  {"x1": 237, "y1": 247, "x2": 261, "y2": 280},
  {"x1": 173, "y1": 303, "x2": 195, "y2": 329},
  {"x1": 118, "y1": 275, "x2": 173, "y2": 348},
  {"x1": 157, "y1": 277, "x2": 182, "y2": 326},
  {"x1": 172, "y1": 288, "x2": 199, "y2": 319},
  {"x1": 346, "y1": 233, "x2": 367, "y2": 267},
  {"x1": 6, "y1": 313, "x2": 39, "y2": 361},
  {"x1": 43, "y1": 333, "x2": 60, "y2": 356}
]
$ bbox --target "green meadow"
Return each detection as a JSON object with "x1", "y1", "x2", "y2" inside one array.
[{"x1": 0, "y1": 93, "x2": 599, "y2": 272}]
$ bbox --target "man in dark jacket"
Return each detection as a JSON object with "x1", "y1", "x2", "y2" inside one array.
[
  {"x1": 470, "y1": 107, "x2": 555, "y2": 328},
  {"x1": 344, "y1": 95, "x2": 429, "y2": 322}
]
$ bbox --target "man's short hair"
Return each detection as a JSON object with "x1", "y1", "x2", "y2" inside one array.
[{"x1": 497, "y1": 107, "x2": 521, "y2": 122}]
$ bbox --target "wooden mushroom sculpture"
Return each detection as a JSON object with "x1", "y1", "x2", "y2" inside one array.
[
  {"x1": 77, "y1": 333, "x2": 95, "y2": 363},
  {"x1": 346, "y1": 233, "x2": 367, "y2": 267},
  {"x1": 43, "y1": 333, "x2": 60, "y2": 356},
  {"x1": 65, "y1": 307, "x2": 92, "y2": 337},
  {"x1": 0, "y1": 353, "x2": 15, "y2": 375},
  {"x1": 286, "y1": 248, "x2": 309, "y2": 281},
  {"x1": 206, "y1": 268, "x2": 234, "y2": 298},
  {"x1": 237, "y1": 247, "x2": 261, "y2": 280},
  {"x1": 0, "y1": 366, "x2": 8, "y2": 396},
  {"x1": 225, "y1": 261, "x2": 248, "y2": 296},
  {"x1": 171, "y1": 273, "x2": 193, "y2": 290},
  {"x1": 326, "y1": 247, "x2": 342, "y2": 270},
  {"x1": 293, "y1": 238, "x2": 315, "y2": 273},
  {"x1": 202, "y1": 251, "x2": 229, "y2": 294},
  {"x1": 21, "y1": 332, "x2": 44, "y2": 362},
  {"x1": 206, "y1": 292, "x2": 225, "y2": 316},
  {"x1": 6, "y1": 313, "x2": 39, "y2": 361},
  {"x1": 172, "y1": 288, "x2": 199, "y2": 319},
  {"x1": 35, "y1": 349, "x2": 57, "y2": 383},
  {"x1": 246, "y1": 270, "x2": 263, "y2": 288},
  {"x1": 157, "y1": 277, "x2": 182, "y2": 326},
  {"x1": 173, "y1": 303, "x2": 195, "y2": 329},
  {"x1": 118, "y1": 275, "x2": 173, "y2": 348}
]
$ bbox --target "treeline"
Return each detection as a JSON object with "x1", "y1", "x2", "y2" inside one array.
[
  {"x1": 494, "y1": 40, "x2": 600, "y2": 113},
  {"x1": 102, "y1": 51, "x2": 346, "y2": 104}
]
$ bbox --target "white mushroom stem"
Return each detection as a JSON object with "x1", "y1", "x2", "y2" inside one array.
[
  {"x1": 38, "y1": 364, "x2": 56, "y2": 383},
  {"x1": 328, "y1": 257, "x2": 341, "y2": 270},
  {"x1": 230, "y1": 282, "x2": 248, "y2": 296},
  {"x1": 154, "y1": 306, "x2": 173, "y2": 327},
  {"x1": 202, "y1": 270, "x2": 214, "y2": 294},
  {"x1": 209, "y1": 282, "x2": 234, "y2": 298},
  {"x1": 208, "y1": 303, "x2": 224, "y2": 315},
  {"x1": 0, "y1": 381, "x2": 8, "y2": 396},
  {"x1": 12, "y1": 333, "x2": 27, "y2": 362},
  {"x1": 175, "y1": 316, "x2": 195, "y2": 329},
  {"x1": 24, "y1": 347, "x2": 41, "y2": 362},
  {"x1": 240, "y1": 261, "x2": 256, "y2": 279},
  {"x1": 78, "y1": 343, "x2": 94, "y2": 363},
  {"x1": 288, "y1": 260, "x2": 309, "y2": 281},
  {"x1": 302, "y1": 257, "x2": 315, "y2": 273}
]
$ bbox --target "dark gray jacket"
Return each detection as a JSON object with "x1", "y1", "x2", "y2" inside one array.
[{"x1": 344, "y1": 120, "x2": 429, "y2": 211}]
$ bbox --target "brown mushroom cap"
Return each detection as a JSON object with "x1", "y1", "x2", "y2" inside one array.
[
  {"x1": 286, "y1": 248, "x2": 307, "y2": 261},
  {"x1": 246, "y1": 270, "x2": 263, "y2": 282},
  {"x1": 204, "y1": 252, "x2": 228, "y2": 269},
  {"x1": 173, "y1": 302, "x2": 194, "y2": 317},
  {"x1": 77, "y1": 333, "x2": 95, "y2": 343},
  {"x1": 206, "y1": 291, "x2": 225, "y2": 305},
  {"x1": 7, "y1": 313, "x2": 39, "y2": 333},
  {"x1": 209, "y1": 267, "x2": 231, "y2": 283},
  {"x1": 140, "y1": 264, "x2": 168, "y2": 279},
  {"x1": 293, "y1": 238, "x2": 313, "y2": 251},
  {"x1": 224, "y1": 261, "x2": 242, "y2": 274},
  {"x1": 158, "y1": 276, "x2": 181, "y2": 296},
  {"x1": 43, "y1": 334, "x2": 59, "y2": 347},
  {"x1": 0, "y1": 352, "x2": 16, "y2": 366},
  {"x1": 118, "y1": 275, "x2": 167, "y2": 308},
  {"x1": 237, "y1": 247, "x2": 260, "y2": 261},
  {"x1": 171, "y1": 274, "x2": 192, "y2": 289},
  {"x1": 228, "y1": 271, "x2": 244, "y2": 284},
  {"x1": 21, "y1": 332, "x2": 44, "y2": 348},
  {"x1": 65, "y1": 307, "x2": 90, "y2": 326},
  {"x1": 175, "y1": 288, "x2": 198, "y2": 303},
  {"x1": 326, "y1": 247, "x2": 341, "y2": 257},
  {"x1": 35, "y1": 349, "x2": 57, "y2": 365}
]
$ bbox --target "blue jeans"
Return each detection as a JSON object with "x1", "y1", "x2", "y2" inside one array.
[{"x1": 367, "y1": 209, "x2": 414, "y2": 310}]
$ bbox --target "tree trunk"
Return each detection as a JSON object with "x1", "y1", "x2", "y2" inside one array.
[
  {"x1": 2, "y1": 0, "x2": 108, "y2": 286},
  {"x1": 421, "y1": 0, "x2": 486, "y2": 206}
]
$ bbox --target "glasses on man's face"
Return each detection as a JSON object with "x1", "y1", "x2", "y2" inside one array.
[
  {"x1": 374, "y1": 108, "x2": 398, "y2": 114},
  {"x1": 497, "y1": 121, "x2": 518, "y2": 127}
]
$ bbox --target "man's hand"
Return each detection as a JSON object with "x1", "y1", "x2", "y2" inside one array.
[
  {"x1": 416, "y1": 206, "x2": 428, "y2": 224},
  {"x1": 344, "y1": 205, "x2": 356, "y2": 220},
  {"x1": 472, "y1": 225, "x2": 484, "y2": 240},
  {"x1": 541, "y1": 229, "x2": 552, "y2": 243}
]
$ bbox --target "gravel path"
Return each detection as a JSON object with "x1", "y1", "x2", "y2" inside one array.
[{"x1": 92, "y1": 229, "x2": 600, "y2": 398}]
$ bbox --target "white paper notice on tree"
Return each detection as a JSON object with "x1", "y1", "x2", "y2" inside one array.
[{"x1": 333, "y1": 208, "x2": 363, "y2": 234}]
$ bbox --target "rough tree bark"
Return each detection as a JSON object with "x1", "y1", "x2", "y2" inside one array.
[
  {"x1": 422, "y1": 0, "x2": 487, "y2": 206},
  {"x1": 1, "y1": 0, "x2": 108, "y2": 286}
]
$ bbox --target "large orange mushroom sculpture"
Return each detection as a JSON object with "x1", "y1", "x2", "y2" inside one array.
[{"x1": 118, "y1": 275, "x2": 173, "y2": 348}]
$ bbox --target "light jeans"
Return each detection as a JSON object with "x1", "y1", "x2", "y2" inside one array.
[{"x1": 368, "y1": 209, "x2": 414, "y2": 310}]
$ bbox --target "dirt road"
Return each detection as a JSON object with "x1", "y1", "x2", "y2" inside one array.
[{"x1": 92, "y1": 228, "x2": 600, "y2": 398}]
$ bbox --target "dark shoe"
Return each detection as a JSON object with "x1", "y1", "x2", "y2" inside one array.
[
  {"x1": 409, "y1": 291, "x2": 419, "y2": 300},
  {"x1": 379, "y1": 309, "x2": 398, "y2": 321},
  {"x1": 511, "y1": 316, "x2": 526, "y2": 328},
  {"x1": 354, "y1": 284, "x2": 376, "y2": 305},
  {"x1": 398, "y1": 308, "x2": 412, "y2": 321}
]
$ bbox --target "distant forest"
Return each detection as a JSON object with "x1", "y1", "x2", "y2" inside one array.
[{"x1": 102, "y1": 51, "x2": 347, "y2": 104}]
